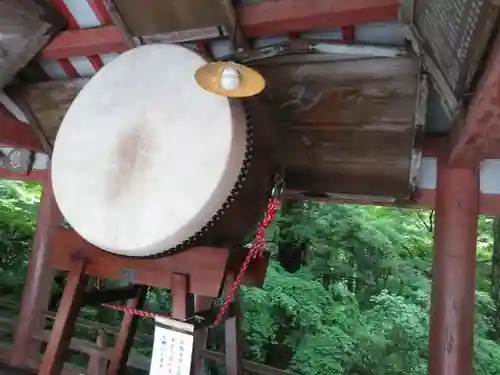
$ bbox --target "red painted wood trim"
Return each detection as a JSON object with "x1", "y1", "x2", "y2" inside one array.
[
  {"x1": 57, "y1": 59, "x2": 80, "y2": 78},
  {"x1": 449, "y1": 34, "x2": 500, "y2": 167},
  {"x1": 41, "y1": 0, "x2": 399, "y2": 59},
  {"x1": 0, "y1": 113, "x2": 44, "y2": 152},
  {"x1": 88, "y1": 0, "x2": 113, "y2": 25},
  {"x1": 416, "y1": 188, "x2": 500, "y2": 216},
  {"x1": 238, "y1": 0, "x2": 399, "y2": 37},
  {"x1": 341, "y1": 25, "x2": 356, "y2": 42},
  {"x1": 50, "y1": 0, "x2": 79, "y2": 29},
  {"x1": 86, "y1": 55, "x2": 105, "y2": 71},
  {"x1": 40, "y1": 26, "x2": 128, "y2": 60},
  {"x1": 0, "y1": 168, "x2": 48, "y2": 182}
]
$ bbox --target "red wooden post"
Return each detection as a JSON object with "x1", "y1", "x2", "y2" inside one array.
[
  {"x1": 88, "y1": 330, "x2": 108, "y2": 375},
  {"x1": 193, "y1": 296, "x2": 213, "y2": 375},
  {"x1": 10, "y1": 169, "x2": 62, "y2": 366},
  {"x1": 39, "y1": 258, "x2": 90, "y2": 375},
  {"x1": 224, "y1": 296, "x2": 243, "y2": 375},
  {"x1": 428, "y1": 161, "x2": 479, "y2": 375}
]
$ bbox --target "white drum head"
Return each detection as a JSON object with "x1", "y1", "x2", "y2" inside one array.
[{"x1": 51, "y1": 44, "x2": 249, "y2": 257}]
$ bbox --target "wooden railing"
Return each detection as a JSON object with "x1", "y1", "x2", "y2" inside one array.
[{"x1": 0, "y1": 299, "x2": 297, "y2": 375}]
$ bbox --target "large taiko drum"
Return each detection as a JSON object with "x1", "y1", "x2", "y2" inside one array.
[{"x1": 51, "y1": 44, "x2": 276, "y2": 258}]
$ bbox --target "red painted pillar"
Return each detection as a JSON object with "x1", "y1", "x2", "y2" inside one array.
[
  {"x1": 428, "y1": 162, "x2": 479, "y2": 375},
  {"x1": 10, "y1": 168, "x2": 62, "y2": 366}
]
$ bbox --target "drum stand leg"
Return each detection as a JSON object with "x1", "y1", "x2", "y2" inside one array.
[
  {"x1": 39, "y1": 257, "x2": 149, "y2": 375},
  {"x1": 191, "y1": 274, "x2": 244, "y2": 375},
  {"x1": 108, "y1": 286, "x2": 148, "y2": 375},
  {"x1": 192, "y1": 296, "x2": 212, "y2": 375},
  {"x1": 39, "y1": 258, "x2": 89, "y2": 375}
]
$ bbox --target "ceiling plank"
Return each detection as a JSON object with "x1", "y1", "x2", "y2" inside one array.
[{"x1": 449, "y1": 35, "x2": 500, "y2": 167}]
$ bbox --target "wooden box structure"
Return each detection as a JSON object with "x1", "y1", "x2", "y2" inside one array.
[
  {"x1": 12, "y1": 54, "x2": 424, "y2": 202},
  {"x1": 252, "y1": 55, "x2": 423, "y2": 200}
]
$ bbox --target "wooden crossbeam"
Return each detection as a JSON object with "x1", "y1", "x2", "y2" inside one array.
[
  {"x1": 449, "y1": 35, "x2": 500, "y2": 167},
  {"x1": 81, "y1": 286, "x2": 142, "y2": 306},
  {"x1": 40, "y1": 26, "x2": 128, "y2": 60},
  {"x1": 39, "y1": 0, "x2": 400, "y2": 59},
  {"x1": 0, "y1": 106, "x2": 44, "y2": 152},
  {"x1": 238, "y1": 0, "x2": 400, "y2": 37}
]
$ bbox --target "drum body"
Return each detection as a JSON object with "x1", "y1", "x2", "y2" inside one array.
[{"x1": 51, "y1": 44, "x2": 276, "y2": 258}]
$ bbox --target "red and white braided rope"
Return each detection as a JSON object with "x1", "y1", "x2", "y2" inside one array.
[
  {"x1": 103, "y1": 197, "x2": 281, "y2": 327},
  {"x1": 213, "y1": 197, "x2": 280, "y2": 326}
]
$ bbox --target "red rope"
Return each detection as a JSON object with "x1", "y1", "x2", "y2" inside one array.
[
  {"x1": 213, "y1": 197, "x2": 280, "y2": 326},
  {"x1": 102, "y1": 197, "x2": 280, "y2": 327},
  {"x1": 101, "y1": 303, "x2": 169, "y2": 319}
]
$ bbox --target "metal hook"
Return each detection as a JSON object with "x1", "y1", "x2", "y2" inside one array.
[{"x1": 271, "y1": 169, "x2": 285, "y2": 198}]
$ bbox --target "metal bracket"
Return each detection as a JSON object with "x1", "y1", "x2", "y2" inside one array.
[
  {"x1": 184, "y1": 302, "x2": 236, "y2": 328},
  {"x1": 0, "y1": 148, "x2": 35, "y2": 175},
  {"x1": 121, "y1": 268, "x2": 136, "y2": 284}
]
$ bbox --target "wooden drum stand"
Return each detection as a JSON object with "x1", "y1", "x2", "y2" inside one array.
[{"x1": 39, "y1": 228, "x2": 269, "y2": 375}]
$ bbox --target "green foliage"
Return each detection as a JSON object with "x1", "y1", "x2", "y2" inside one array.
[
  {"x1": 1, "y1": 184, "x2": 500, "y2": 375},
  {"x1": 242, "y1": 203, "x2": 500, "y2": 375},
  {"x1": 0, "y1": 181, "x2": 40, "y2": 298}
]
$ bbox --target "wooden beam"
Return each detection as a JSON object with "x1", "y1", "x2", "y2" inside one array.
[
  {"x1": 0, "y1": 107, "x2": 44, "y2": 152},
  {"x1": 40, "y1": 0, "x2": 400, "y2": 59},
  {"x1": 238, "y1": 0, "x2": 400, "y2": 37},
  {"x1": 40, "y1": 26, "x2": 128, "y2": 60},
  {"x1": 449, "y1": 35, "x2": 500, "y2": 167},
  {"x1": 0, "y1": 168, "x2": 47, "y2": 181},
  {"x1": 415, "y1": 189, "x2": 500, "y2": 216}
]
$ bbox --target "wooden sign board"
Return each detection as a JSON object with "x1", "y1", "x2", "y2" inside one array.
[{"x1": 0, "y1": 0, "x2": 63, "y2": 90}]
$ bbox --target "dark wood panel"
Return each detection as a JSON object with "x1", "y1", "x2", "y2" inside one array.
[
  {"x1": 113, "y1": 0, "x2": 232, "y2": 37},
  {"x1": 261, "y1": 80, "x2": 417, "y2": 124},
  {"x1": 282, "y1": 126, "x2": 414, "y2": 168},
  {"x1": 0, "y1": 0, "x2": 63, "y2": 90},
  {"x1": 286, "y1": 165, "x2": 410, "y2": 197},
  {"x1": 256, "y1": 57, "x2": 420, "y2": 81},
  {"x1": 14, "y1": 78, "x2": 88, "y2": 142},
  {"x1": 254, "y1": 56, "x2": 421, "y2": 199}
]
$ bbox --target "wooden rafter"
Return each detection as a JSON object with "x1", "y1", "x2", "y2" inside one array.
[
  {"x1": 449, "y1": 34, "x2": 500, "y2": 167},
  {"x1": 40, "y1": 25, "x2": 128, "y2": 60}
]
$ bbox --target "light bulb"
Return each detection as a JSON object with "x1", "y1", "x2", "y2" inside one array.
[{"x1": 220, "y1": 67, "x2": 240, "y2": 91}]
